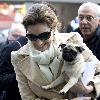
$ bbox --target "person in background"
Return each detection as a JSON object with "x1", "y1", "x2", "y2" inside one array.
[
  {"x1": 6, "y1": 23, "x2": 26, "y2": 43},
  {"x1": 0, "y1": 23, "x2": 27, "y2": 100},
  {"x1": 11, "y1": 3, "x2": 100, "y2": 100},
  {"x1": 74, "y1": 2, "x2": 100, "y2": 61},
  {"x1": 0, "y1": 23, "x2": 26, "y2": 54}
]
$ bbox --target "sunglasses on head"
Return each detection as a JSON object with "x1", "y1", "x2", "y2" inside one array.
[{"x1": 26, "y1": 31, "x2": 51, "y2": 41}]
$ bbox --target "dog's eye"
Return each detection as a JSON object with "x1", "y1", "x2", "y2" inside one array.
[
  {"x1": 70, "y1": 50, "x2": 77, "y2": 55},
  {"x1": 63, "y1": 48, "x2": 69, "y2": 52}
]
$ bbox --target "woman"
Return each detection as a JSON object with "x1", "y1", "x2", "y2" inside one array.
[{"x1": 11, "y1": 3, "x2": 100, "y2": 100}]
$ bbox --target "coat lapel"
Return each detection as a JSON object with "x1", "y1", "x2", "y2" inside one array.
[{"x1": 16, "y1": 44, "x2": 51, "y2": 85}]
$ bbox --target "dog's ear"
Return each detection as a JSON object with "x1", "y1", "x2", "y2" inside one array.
[
  {"x1": 59, "y1": 43, "x2": 66, "y2": 49},
  {"x1": 76, "y1": 46, "x2": 85, "y2": 53}
]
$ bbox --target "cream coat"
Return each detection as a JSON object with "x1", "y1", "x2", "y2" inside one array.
[{"x1": 11, "y1": 32, "x2": 100, "y2": 100}]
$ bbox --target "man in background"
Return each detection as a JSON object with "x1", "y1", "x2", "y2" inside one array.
[
  {"x1": 0, "y1": 23, "x2": 27, "y2": 53},
  {"x1": 74, "y1": 2, "x2": 100, "y2": 61}
]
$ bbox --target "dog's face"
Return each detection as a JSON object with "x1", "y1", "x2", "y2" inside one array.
[{"x1": 59, "y1": 43, "x2": 85, "y2": 62}]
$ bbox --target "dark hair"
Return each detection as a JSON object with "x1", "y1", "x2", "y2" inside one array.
[{"x1": 22, "y1": 3, "x2": 60, "y2": 31}]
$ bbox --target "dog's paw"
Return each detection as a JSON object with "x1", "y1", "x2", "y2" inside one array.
[
  {"x1": 42, "y1": 85, "x2": 51, "y2": 90},
  {"x1": 59, "y1": 90, "x2": 66, "y2": 95}
]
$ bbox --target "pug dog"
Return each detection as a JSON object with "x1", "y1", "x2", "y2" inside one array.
[{"x1": 42, "y1": 43, "x2": 85, "y2": 94}]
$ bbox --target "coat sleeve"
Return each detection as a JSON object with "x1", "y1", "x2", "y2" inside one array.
[
  {"x1": 68, "y1": 32, "x2": 100, "y2": 98},
  {"x1": 11, "y1": 54, "x2": 37, "y2": 100}
]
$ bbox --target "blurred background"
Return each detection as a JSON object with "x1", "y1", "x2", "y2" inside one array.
[{"x1": 0, "y1": 0, "x2": 100, "y2": 43}]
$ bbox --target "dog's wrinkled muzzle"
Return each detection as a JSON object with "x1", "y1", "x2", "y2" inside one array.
[{"x1": 62, "y1": 48, "x2": 77, "y2": 62}]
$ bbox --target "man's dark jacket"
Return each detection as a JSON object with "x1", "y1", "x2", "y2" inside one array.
[
  {"x1": 74, "y1": 26, "x2": 100, "y2": 61},
  {"x1": 0, "y1": 37, "x2": 28, "y2": 100}
]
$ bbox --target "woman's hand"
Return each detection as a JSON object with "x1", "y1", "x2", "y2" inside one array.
[
  {"x1": 84, "y1": 85, "x2": 94, "y2": 94},
  {"x1": 72, "y1": 97, "x2": 91, "y2": 100},
  {"x1": 35, "y1": 98, "x2": 45, "y2": 100},
  {"x1": 51, "y1": 97, "x2": 91, "y2": 100},
  {"x1": 70, "y1": 81, "x2": 94, "y2": 95}
]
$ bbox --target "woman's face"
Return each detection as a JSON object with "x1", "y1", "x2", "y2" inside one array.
[{"x1": 27, "y1": 23, "x2": 53, "y2": 52}]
